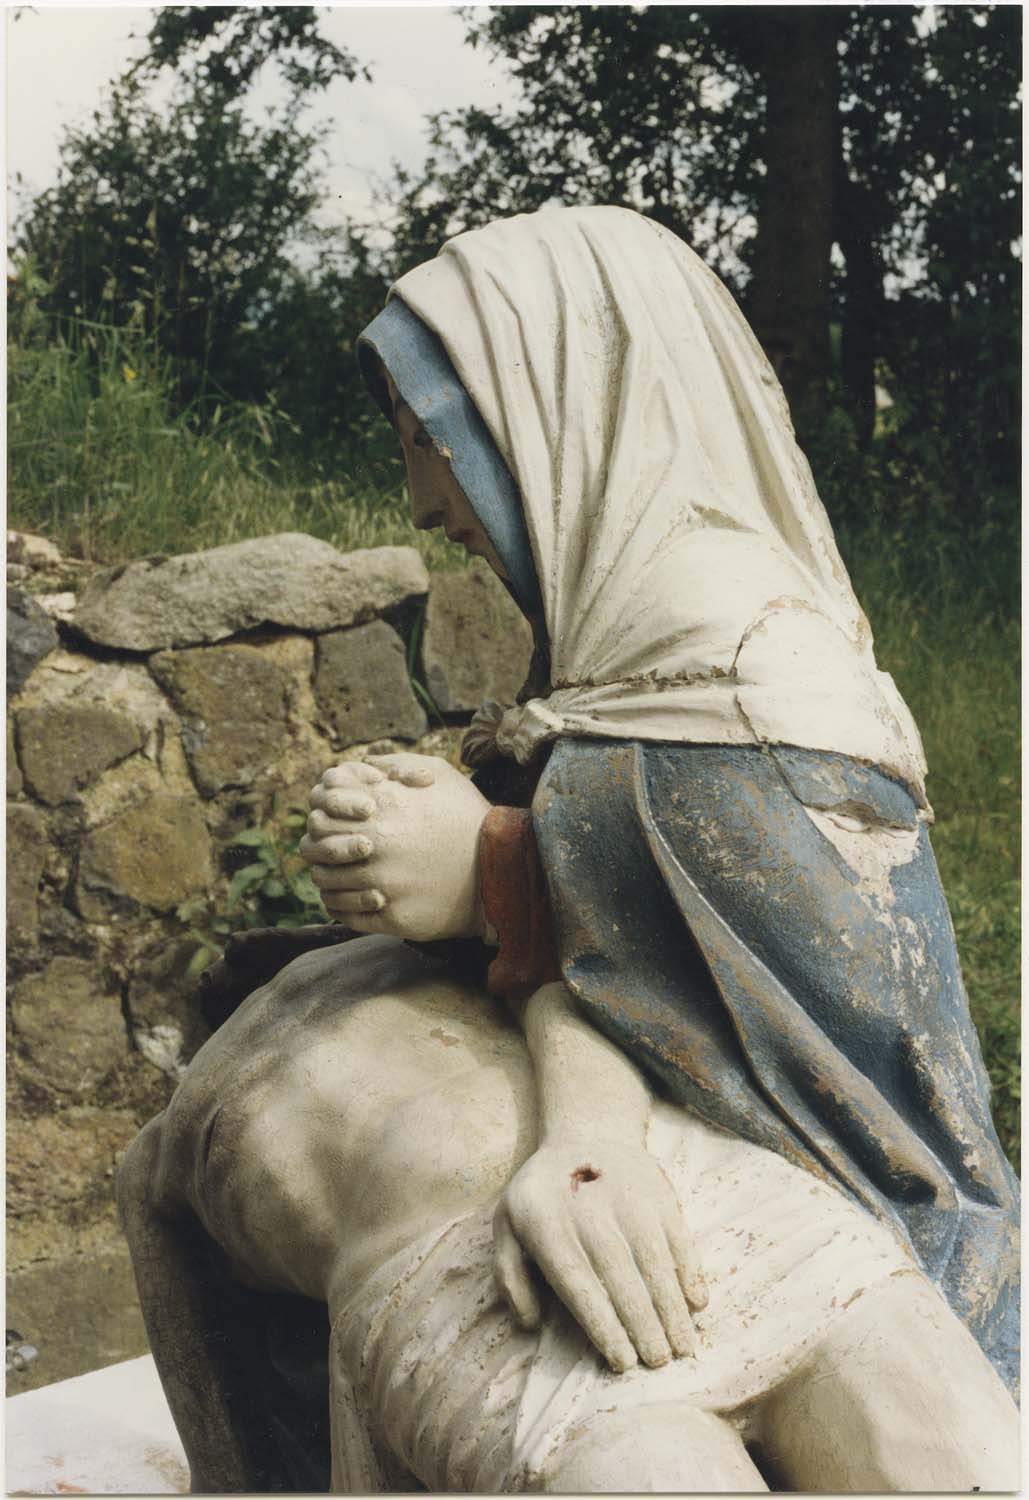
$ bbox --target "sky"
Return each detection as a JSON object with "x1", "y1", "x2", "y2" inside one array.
[{"x1": 5, "y1": 4, "x2": 520, "y2": 237}]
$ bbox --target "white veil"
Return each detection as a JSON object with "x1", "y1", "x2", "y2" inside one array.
[{"x1": 393, "y1": 207, "x2": 928, "y2": 806}]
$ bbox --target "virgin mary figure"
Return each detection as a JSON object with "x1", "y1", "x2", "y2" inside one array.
[
  {"x1": 343, "y1": 205, "x2": 1019, "y2": 1389},
  {"x1": 121, "y1": 205, "x2": 1019, "y2": 1495}
]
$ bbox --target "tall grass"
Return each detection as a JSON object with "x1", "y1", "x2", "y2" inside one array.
[
  {"x1": 8, "y1": 314, "x2": 1019, "y2": 1165},
  {"x1": 7, "y1": 315, "x2": 467, "y2": 570},
  {"x1": 844, "y1": 527, "x2": 1020, "y2": 1168}
]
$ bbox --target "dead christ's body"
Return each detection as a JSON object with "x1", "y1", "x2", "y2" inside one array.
[{"x1": 119, "y1": 936, "x2": 1018, "y2": 1494}]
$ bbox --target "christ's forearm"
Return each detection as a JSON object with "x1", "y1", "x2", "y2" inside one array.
[{"x1": 522, "y1": 979, "x2": 652, "y2": 1148}]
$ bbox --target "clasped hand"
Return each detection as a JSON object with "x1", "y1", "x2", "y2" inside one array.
[{"x1": 300, "y1": 753, "x2": 491, "y2": 942}]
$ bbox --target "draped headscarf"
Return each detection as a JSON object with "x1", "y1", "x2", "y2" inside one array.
[{"x1": 383, "y1": 206, "x2": 928, "y2": 807}]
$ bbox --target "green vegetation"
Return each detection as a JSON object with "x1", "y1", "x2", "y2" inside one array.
[
  {"x1": 14, "y1": 6, "x2": 390, "y2": 474},
  {"x1": 177, "y1": 817, "x2": 329, "y2": 979},
  {"x1": 7, "y1": 289, "x2": 463, "y2": 570},
  {"x1": 389, "y1": 6, "x2": 1020, "y2": 486},
  {"x1": 845, "y1": 528, "x2": 1019, "y2": 1169}
]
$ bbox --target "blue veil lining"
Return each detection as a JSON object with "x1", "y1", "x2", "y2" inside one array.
[{"x1": 358, "y1": 298, "x2": 543, "y2": 620}]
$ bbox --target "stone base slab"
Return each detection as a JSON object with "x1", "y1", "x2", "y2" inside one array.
[{"x1": 6, "y1": 1354, "x2": 187, "y2": 1495}]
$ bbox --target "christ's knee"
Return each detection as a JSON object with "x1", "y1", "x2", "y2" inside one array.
[
  {"x1": 759, "y1": 1273, "x2": 1019, "y2": 1492},
  {"x1": 539, "y1": 1401, "x2": 768, "y2": 1493}
]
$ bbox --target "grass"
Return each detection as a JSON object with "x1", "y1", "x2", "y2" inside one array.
[
  {"x1": 6, "y1": 315, "x2": 468, "y2": 571},
  {"x1": 844, "y1": 528, "x2": 1020, "y2": 1170},
  {"x1": 8, "y1": 315, "x2": 1019, "y2": 1167}
]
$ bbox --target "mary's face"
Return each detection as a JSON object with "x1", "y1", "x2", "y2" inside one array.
[{"x1": 385, "y1": 373, "x2": 509, "y2": 581}]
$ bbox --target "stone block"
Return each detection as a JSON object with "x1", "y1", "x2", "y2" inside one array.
[
  {"x1": 7, "y1": 530, "x2": 63, "y2": 569},
  {"x1": 422, "y1": 560, "x2": 534, "y2": 713},
  {"x1": 7, "y1": 801, "x2": 47, "y2": 949},
  {"x1": 7, "y1": 590, "x2": 58, "y2": 694},
  {"x1": 7, "y1": 1107, "x2": 139, "y2": 1223},
  {"x1": 315, "y1": 620, "x2": 427, "y2": 745},
  {"x1": 5, "y1": 1353, "x2": 189, "y2": 1490},
  {"x1": 74, "y1": 534, "x2": 429, "y2": 650},
  {"x1": 126, "y1": 936, "x2": 213, "y2": 1081},
  {"x1": 77, "y1": 792, "x2": 213, "y2": 918},
  {"x1": 81, "y1": 755, "x2": 174, "y2": 831},
  {"x1": 8, "y1": 716, "x2": 23, "y2": 795},
  {"x1": 9, "y1": 957, "x2": 127, "y2": 1097},
  {"x1": 35, "y1": 900, "x2": 99, "y2": 963},
  {"x1": 14, "y1": 654, "x2": 178, "y2": 752},
  {"x1": 15, "y1": 701, "x2": 144, "y2": 806},
  {"x1": 35, "y1": 590, "x2": 78, "y2": 624},
  {"x1": 5, "y1": 1238, "x2": 149, "y2": 1394},
  {"x1": 150, "y1": 643, "x2": 291, "y2": 796}
]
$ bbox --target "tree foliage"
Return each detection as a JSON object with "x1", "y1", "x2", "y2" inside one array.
[
  {"x1": 14, "y1": 6, "x2": 389, "y2": 464},
  {"x1": 129, "y1": 6, "x2": 367, "y2": 100},
  {"x1": 11, "y1": 4, "x2": 1020, "y2": 523},
  {"x1": 867, "y1": 7, "x2": 1021, "y2": 500},
  {"x1": 386, "y1": 5, "x2": 1020, "y2": 516}
]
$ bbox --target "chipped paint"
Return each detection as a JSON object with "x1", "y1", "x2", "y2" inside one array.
[
  {"x1": 532, "y1": 737, "x2": 1020, "y2": 1395},
  {"x1": 800, "y1": 804, "x2": 919, "y2": 909}
]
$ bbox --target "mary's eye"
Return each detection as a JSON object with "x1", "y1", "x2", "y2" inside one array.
[{"x1": 413, "y1": 429, "x2": 432, "y2": 451}]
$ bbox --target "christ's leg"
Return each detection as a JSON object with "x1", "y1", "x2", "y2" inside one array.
[
  {"x1": 756, "y1": 1271, "x2": 1019, "y2": 1492},
  {"x1": 118, "y1": 1118, "x2": 304, "y2": 1493}
]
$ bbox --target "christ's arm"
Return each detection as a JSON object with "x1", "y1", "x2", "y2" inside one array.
[{"x1": 494, "y1": 978, "x2": 708, "y2": 1371}]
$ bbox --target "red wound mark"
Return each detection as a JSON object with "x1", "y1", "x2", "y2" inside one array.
[{"x1": 570, "y1": 1164, "x2": 601, "y2": 1193}]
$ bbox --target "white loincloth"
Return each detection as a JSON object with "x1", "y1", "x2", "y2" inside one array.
[{"x1": 331, "y1": 1102, "x2": 921, "y2": 1492}]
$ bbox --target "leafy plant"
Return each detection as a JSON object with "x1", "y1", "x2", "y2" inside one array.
[
  {"x1": 404, "y1": 600, "x2": 446, "y2": 724},
  {"x1": 6, "y1": 282, "x2": 470, "y2": 567},
  {"x1": 178, "y1": 814, "x2": 327, "y2": 978},
  {"x1": 13, "y1": 7, "x2": 387, "y2": 465}
]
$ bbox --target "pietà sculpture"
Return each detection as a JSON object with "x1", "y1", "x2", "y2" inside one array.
[{"x1": 120, "y1": 206, "x2": 1019, "y2": 1493}]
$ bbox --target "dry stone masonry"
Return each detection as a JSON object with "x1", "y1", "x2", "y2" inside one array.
[{"x1": 5, "y1": 530, "x2": 533, "y2": 1392}]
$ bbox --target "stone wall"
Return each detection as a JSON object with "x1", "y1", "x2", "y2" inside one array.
[{"x1": 6, "y1": 530, "x2": 533, "y2": 1391}]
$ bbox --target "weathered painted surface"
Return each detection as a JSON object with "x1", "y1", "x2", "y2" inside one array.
[
  {"x1": 532, "y1": 738, "x2": 1020, "y2": 1393},
  {"x1": 121, "y1": 935, "x2": 1020, "y2": 1492},
  {"x1": 359, "y1": 299, "x2": 542, "y2": 621},
  {"x1": 390, "y1": 207, "x2": 929, "y2": 804}
]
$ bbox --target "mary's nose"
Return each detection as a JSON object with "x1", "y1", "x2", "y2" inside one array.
[{"x1": 409, "y1": 485, "x2": 444, "y2": 533}]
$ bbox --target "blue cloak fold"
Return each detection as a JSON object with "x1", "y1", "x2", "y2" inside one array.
[{"x1": 533, "y1": 739, "x2": 1020, "y2": 1395}]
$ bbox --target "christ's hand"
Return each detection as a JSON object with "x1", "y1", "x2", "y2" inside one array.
[
  {"x1": 494, "y1": 981, "x2": 708, "y2": 1373},
  {"x1": 495, "y1": 1133, "x2": 707, "y2": 1372}
]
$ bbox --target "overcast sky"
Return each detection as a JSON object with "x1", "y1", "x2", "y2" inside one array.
[{"x1": 5, "y1": 4, "x2": 520, "y2": 235}]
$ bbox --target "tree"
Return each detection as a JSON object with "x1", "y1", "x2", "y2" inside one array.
[
  {"x1": 129, "y1": 6, "x2": 365, "y2": 99},
  {"x1": 380, "y1": 6, "x2": 845, "y2": 425},
  {"x1": 384, "y1": 4, "x2": 1020, "y2": 498},
  {"x1": 874, "y1": 6, "x2": 1021, "y2": 500},
  {"x1": 725, "y1": 9, "x2": 844, "y2": 423},
  {"x1": 15, "y1": 8, "x2": 372, "y2": 428}
]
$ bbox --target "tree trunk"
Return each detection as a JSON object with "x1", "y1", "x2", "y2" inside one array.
[
  {"x1": 746, "y1": 9, "x2": 843, "y2": 436},
  {"x1": 836, "y1": 169, "x2": 881, "y2": 448}
]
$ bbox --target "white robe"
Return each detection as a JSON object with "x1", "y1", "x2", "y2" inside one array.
[{"x1": 329, "y1": 1101, "x2": 916, "y2": 1492}]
